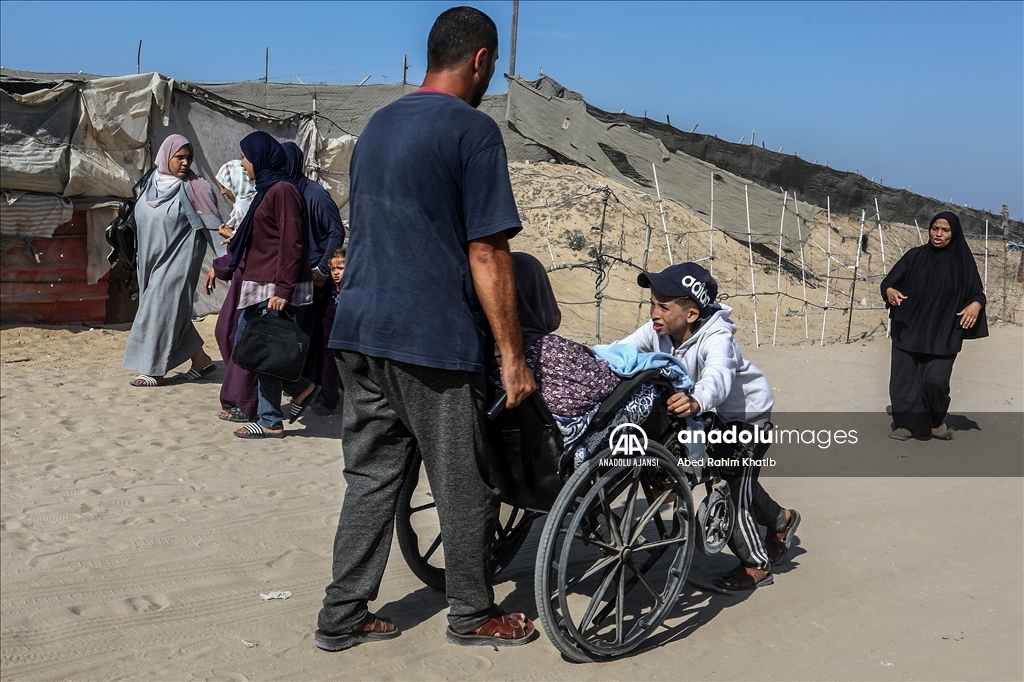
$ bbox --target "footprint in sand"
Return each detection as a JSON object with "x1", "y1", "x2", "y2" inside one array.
[
  {"x1": 69, "y1": 593, "x2": 170, "y2": 617},
  {"x1": 200, "y1": 670, "x2": 249, "y2": 682},
  {"x1": 267, "y1": 548, "x2": 304, "y2": 569}
]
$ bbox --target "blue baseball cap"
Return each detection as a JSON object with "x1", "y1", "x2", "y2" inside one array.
[{"x1": 637, "y1": 263, "x2": 718, "y2": 312}]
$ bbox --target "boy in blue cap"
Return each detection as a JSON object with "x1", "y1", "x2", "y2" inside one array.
[{"x1": 619, "y1": 262, "x2": 800, "y2": 590}]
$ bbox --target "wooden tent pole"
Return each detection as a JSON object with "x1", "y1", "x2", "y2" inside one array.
[
  {"x1": 745, "y1": 185, "x2": 760, "y2": 347},
  {"x1": 772, "y1": 191, "x2": 788, "y2": 346},
  {"x1": 820, "y1": 196, "x2": 833, "y2": 346},
  {"x1": 846, "y1": 211, "x2": 866, "y2": 343}
]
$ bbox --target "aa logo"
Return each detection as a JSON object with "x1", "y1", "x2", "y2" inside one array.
[{"x1": 608, "y1": 423, "x2": 648, "y2": 457}]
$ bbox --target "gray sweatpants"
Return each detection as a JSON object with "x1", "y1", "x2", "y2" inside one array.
[{"x1": 317, "y1": 351, "x2": 498, "y2": 635}]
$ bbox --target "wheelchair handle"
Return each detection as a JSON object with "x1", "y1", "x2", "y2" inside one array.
[{"x1": 486, "y1": 391, "x2": 508, "y2": 420}]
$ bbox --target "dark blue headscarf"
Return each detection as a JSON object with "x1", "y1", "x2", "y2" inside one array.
[
  {"x1": 227, "y1": 131, "x2": 295, "y2": 273},
  {"x1": 281, "y1": 142, "x2": 310, "y2": 195}
]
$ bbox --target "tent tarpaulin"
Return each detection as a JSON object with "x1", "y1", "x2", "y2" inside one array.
[
  {"x1": 1, "y1": 73, "x2": 173, "y2": 198},
  {"x1": 1, "y1": 70, "x2": 362, "y2": 286},
  {"x1": 505, "y1": 76, "x2": 817, "y2": 249},
  {"x1": 64, "y1": 73, "x2": 173, "y2": 197},
  {"x1": 153, "y1": 88, "x2": 313, "y2": 221},
  {"x1": 0, "y1": 82, "x2": 76, "y2": 194}
]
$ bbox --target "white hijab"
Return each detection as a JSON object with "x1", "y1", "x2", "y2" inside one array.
[{"x1": 216, "y1": 160, "x2": 257, "y2": 228}]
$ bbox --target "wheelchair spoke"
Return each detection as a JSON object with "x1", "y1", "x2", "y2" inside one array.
[
  {"x1": 624, "y1": 557, "x2": 666, "y2": 604},
  {"x1": 628, "y1": 492, "x2": 673, "y2": 545},
  {"x1": 422, "y1": 533, "x2": 442, "y2": 561},
  {"x1": 409, "y1": 501, "x2": 436, "y2": 514},
  {"x1": 618, "y1": 469, "x2": 642, "y2": 542},
  {"x1": 578, "y1": 561, "x2": 622, "y2": 634},
  {"x1": 574, "y1": 534, "x2": 617, "y2": 553},
  {"x1": 569, "y1": 553, "x2": 619, "y2": 588},
  {"x1": 615, "y1": 558, "x2": 626, "y2": 645},
  {"x1": 633, "y1": 534, "x2": 688, "y2": 553},
  {"x1": 598, "y1": 487, "x2": 624, "y2": 547}
]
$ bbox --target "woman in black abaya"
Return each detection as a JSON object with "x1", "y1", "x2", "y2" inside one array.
[{"x1": 881, "y1": 211, "x2": 987, "y2": 440}]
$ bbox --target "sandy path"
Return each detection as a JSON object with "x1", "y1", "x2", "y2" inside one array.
[{"x1": 1, "y1": 321, "x2": 1021, "y2": 681}]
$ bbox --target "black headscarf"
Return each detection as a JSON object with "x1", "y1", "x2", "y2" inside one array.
[
  {"x1": 227, "y1": 132, "x2": 294, "y2": 273},
  {"x1": 281, "y1": 142, "x2": 310, "y2": 195},
  {"x1": 512, "y1": 252, "x2": 562, "y2": 347},
  {"x1": 880, "y1": 211, "x2": 988, "y2": 355}
]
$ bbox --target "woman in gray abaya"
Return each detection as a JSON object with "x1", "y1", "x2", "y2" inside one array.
[{"x1": 122, "y1": 134, "x2": 222, "y2": 386}]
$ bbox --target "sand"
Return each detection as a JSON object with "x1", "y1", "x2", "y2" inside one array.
[
  {"x1": 2, "y1": 163, "x2": 1022, "y2": 680},
  {"x1": 1, "y1": 316, "x2": 1020, "y2": 680}
]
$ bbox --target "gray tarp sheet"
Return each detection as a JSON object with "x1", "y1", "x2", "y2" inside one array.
[
  {"x1": 0, "y1": 83, "x2": 76, "y2": 194},
  {"x1": 191, "y1": 79, "x2": 553, "y2": 166},
  {"x1": 505, "y1": 76, "x2": 817, "y2": 249},
  {"x1": 1, "y1": 71, "x2": 355, "y2": 283},
  {"x1": 154, "y1": 88, "x2": 312, "y2": 222},
  {"x1": 64, "y1": 73, "x2": 173, "y2": 198}
]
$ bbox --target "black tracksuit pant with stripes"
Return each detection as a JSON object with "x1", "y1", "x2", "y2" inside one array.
[{"x1": 708, "y1": 422, "x2": 785, "y2": 571}]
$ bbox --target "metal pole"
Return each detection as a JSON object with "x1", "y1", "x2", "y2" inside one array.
[
  {"x1": 914, "y1": 218, "x2": 924, "y2": 245},
  {"x1": 653, "y1": 163, "x2": 673, "y2": 264},
  {"x1": 846, "y1": 211, "x2": 866, "y2": 343},
  {"x1": 265, "y1": 48, "x2": 269, "y2": 82},
  {"x1": 744, "y1": 185, "x2": 760, "y2": 347},
  {"x1": 307, "y1": 90, "x2": 320, "y2": 182},
  {"x1": 137, "y1": 40, "x2": 142, "y2": 74},
  {"x1": 509, "y1": 0, "x2": 520, "y2": 77},
  {"x1": 403, "y1": 55, "x2": 408, "y2": 85}
]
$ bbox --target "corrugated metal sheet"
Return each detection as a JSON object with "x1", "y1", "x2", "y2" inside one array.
[
  {"x1": 1, "y1": 211, "x2": 109, "y2": 324},
  {"x1": 1, "y1": 192, "x2": 75, "y2": 239}
]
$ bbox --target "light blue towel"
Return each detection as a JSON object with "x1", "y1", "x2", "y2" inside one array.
[{"x1": 592, "y1": 343, "x2": 694, "y2": 392}]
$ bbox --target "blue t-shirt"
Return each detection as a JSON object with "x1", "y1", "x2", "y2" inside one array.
[{"x1": 329, "y1": 91, "x2": 522, "y2": 372}]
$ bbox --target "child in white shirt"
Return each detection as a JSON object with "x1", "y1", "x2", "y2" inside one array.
[{"x1": 619, "y1": 263, "x2": 799, "y2": 590}]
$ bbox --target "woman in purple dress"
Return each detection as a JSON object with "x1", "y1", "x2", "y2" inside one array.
[{"x1": 205, "y1": 160, "x2": 258, "y2": 422}]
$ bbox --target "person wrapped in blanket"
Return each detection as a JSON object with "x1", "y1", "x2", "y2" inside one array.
[
  {"x1": 616, "y1": 262, "x2": 800, "y2": 592},
  {"x1": 487, "y1": 253, "x2": 692, "y2": 467}
]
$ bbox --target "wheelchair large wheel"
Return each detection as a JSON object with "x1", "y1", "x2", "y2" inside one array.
[
  {"x1": 534, "y1": 441, "x2": 694, "y2": 662},
  {"x1": 395, "y1": 448, "x2": 537, "y2": 592}
]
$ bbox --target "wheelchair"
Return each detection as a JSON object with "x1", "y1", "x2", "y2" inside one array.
[{"x1": 394, "y1": 370, "x2": 739, "y2": 662}]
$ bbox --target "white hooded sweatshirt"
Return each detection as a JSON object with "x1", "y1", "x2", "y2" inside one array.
[{"x1": 617, "y1": 303, "x2": 774, "y2": 424}]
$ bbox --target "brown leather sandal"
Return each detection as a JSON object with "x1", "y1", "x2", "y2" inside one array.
[
  {"x1": 314, "y1": 612, "x2": 400, "y2": 651},
  {"x1": 445, "y1": 607, "x2": 538, "y2": 647},
  {"x1": 713, "y1": 564, "x2": 773, "y2": 591},
  {"x1": 765, "y1": 509, "x2": 801, "y2": 563}
]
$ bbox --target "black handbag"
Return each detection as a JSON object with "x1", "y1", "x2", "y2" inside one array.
[
  {"x1": 105, "y1": 167, "x2": 156, "y2": 271},
  {"x1": 233, "y1": 308, "x2": 310, "y2": 382}
]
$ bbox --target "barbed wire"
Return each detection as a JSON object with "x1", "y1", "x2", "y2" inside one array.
[{"x1": 509, "y1": 168, "x2": 1023, "y2": 344}]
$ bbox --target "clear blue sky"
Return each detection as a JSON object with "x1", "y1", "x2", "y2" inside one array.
[{"x1": 2, "y1": 1, "x2": 1021, "y2": 218}]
